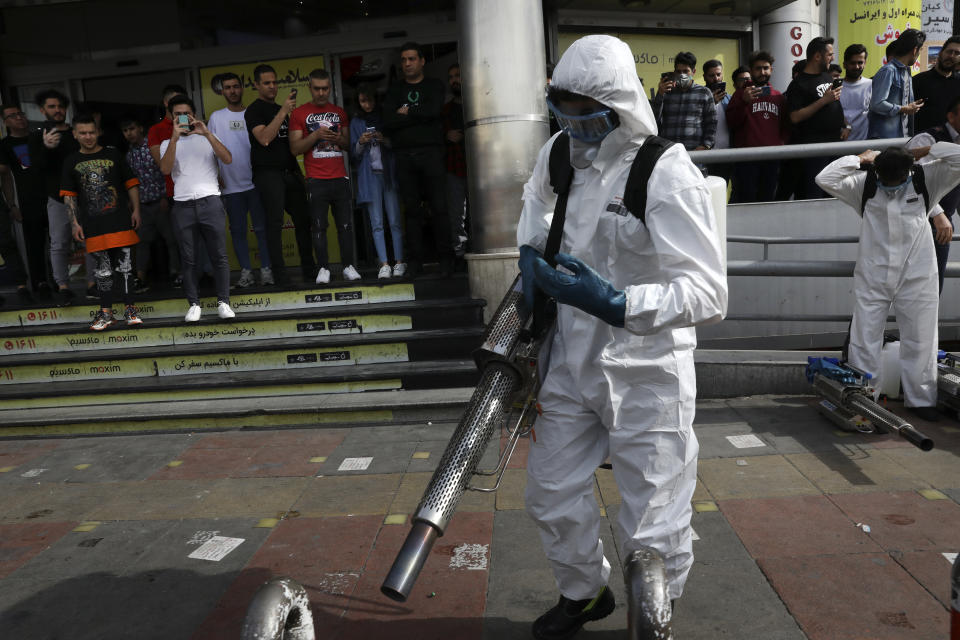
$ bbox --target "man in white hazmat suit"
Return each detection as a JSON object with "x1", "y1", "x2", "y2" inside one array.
[
  {"x1": 517, "y1": 35, "x2": 728, "y2": 639},
  {"x1": 816, "y1": 144, "x2": 960, "y2": 421}
]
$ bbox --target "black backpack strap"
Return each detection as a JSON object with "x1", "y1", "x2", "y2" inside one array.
[
  {"x1": 912, "y1": 164, "x2": 930, "y2": 212},
  {"x1": 530, "y1": 133, "x2": 574, "y2": 338},
  {"x1": 544, "y1": 133, "x2": 573, "y2": 267},
  {"x1": 623, "y1": 135, "x2": 675, "y2": 225},
  {"x1": 861, "y1": 167, "x2": 878, "y2": 215}
]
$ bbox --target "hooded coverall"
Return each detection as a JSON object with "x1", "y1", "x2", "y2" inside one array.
[
  {"x1": 815, "y1": 142, "x2": 960, "y2": 407},
  {"x1": 517, "y1": 35, "x2": 728, "y2": 601}
]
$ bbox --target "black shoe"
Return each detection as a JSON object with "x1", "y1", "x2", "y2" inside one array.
[
  {"x1": 532, "y1": 586, "x2": 616, "y2": 640},
  {"x1": 908, "y1": 406, "x2": 941, "y2": 422},
  {"x1": 406, "y1": 261, "x2": 421, "y2": 280},
  {"x1": 57, "y1": 288, "x2": 75, "y2": 307},
  {"x1": 172, "y1": 274, "x2": 183, "y2": 288},
  {"x1": 35, "y1": 282, "x2": 52, "y2": 299},
  {"x1": 85, "y1": 284, "x2": 98, "y2": 300},
  {"x1": 132, "y1": 277, "x2": 150, "y2": 294},
  {"x1": 17, "y1": 287, "x2": 32, "y2": 304}
]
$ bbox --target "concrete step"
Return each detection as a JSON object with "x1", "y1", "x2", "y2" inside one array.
[{"x1": 0, "y1": 387, "x2": 474, "y2": 437}]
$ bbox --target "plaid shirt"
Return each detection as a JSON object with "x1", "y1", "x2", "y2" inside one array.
[
  {"x1": 125, "y1": 139, "x2": 166, "y2": 204},
  {"x1": 652, "y1": 84, "x2": 717, "y2": 151}
]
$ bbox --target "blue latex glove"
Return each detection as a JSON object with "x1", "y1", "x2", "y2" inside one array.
[
  {"x1": 518, "y1": 245, "x2": 542, "y2": 312},
  {"x1": 531, "y1": 252, "x2": 627, "y2": 327}
]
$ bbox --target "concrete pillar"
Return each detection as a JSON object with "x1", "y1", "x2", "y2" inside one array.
[
  {"x1": 458, "y1": 0, "x2": 549, "y2": 321},
  {"x1": 758, "y1": 0, "x2": 826, "y2": 92}
]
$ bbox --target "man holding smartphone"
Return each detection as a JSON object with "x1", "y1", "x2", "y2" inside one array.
[
  {"x1": 726, "y1": 50, "x2": 787, "y2": 203},
  {"x1": 289, "y1": 68, "x2": 360, "y2": 284},
  {"x1": 245, "y1": 64, "x2": 314, "y2": 285},
  {"x1": 28, "y1": 89, "x2": 79, "y2": 305},
  {"x1": 869, "y1": 29, "x2": 926, "y2": 139},
  {"x1": 159, "y1": 95, "x2": 236, "y2": 322},
  {"x1": 785, "y1": 37, "x2": 849, "y2": 199},
  {"x1": 652, "y1": 51, "x2": 717, "y2": 152}
]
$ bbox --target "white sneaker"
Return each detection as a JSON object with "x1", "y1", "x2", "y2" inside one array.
[
  {"x1": 377, "y1": 264, "x2": 392, "y2": 279},
  {"x1": 236, "y1": 268, "x2": 255, "y2": 288},
  {"x1": 217, "y1": 301, "x2": 236, "y2": 319},
  {"x1": 260, "y1": 267, "x2": 274, "y2": 285},
  {"x1": 343, "y1": 264, "x2": 362, "y2": 281},
  {"x1": 316, "y1": 267, "x2": 331, "y2": 284},
  {"x1": 184, "y1": 304, "x2": 202, "y2": 322},
  {"x1": 392, "y1": 262, "x2": 407, "y2": 278}
]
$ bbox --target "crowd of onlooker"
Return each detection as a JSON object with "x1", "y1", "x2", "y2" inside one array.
[
  {"x1": 651, "y1": 29, "x2": 959, "y2": 205},
  {"x1": 0, "y1": 41, "x2": 467, "y2": 329},
  {"x1": 2, "y1": 30, "x2": 960, "y2": 326}
]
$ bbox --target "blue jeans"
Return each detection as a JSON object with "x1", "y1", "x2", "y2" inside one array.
[
  {"x1": 364, "y1": 172, "x2": 403, "y2": 264},
  {"x1": 223, "y1": 188, "x2": 270, "y2": 270}
]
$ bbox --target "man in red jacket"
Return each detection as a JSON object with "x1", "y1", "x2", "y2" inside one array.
[{"x1": 726, "y1": 50, "x2": 787, "y2": 203}]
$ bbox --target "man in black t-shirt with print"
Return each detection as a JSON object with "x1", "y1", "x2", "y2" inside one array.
[
  {"x1": 785, "y1": 36, "x2": 850, "y2": 199},
  {"x1": 245, "y1": 64, "x2": 314, "y2": 285},
  {"x1": 382, "y1": 42, "x2": 454, "y2": 279}
]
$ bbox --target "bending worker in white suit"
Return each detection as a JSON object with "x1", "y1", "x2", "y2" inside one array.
[
  {"x1": 517, "y1": 35, "x2": 728, "y2": 639},
  {"x1": 816, "y1": 143, "x2": 960, "y2": 421}
]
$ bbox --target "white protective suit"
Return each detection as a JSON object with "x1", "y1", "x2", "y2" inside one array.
[
  {"x1": 815, "y1": 142, "x2": 960, "y2": 407},
  {"x1": 518, "y1": 35, "x2": 728, "y2": 601}
]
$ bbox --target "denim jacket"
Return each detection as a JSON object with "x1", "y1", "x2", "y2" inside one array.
[{"x1": 868, "y1": 58, "x2": 912, "y2": 139}]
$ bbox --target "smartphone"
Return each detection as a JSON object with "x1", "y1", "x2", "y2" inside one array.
[
  {"x1": 831, "y1": 78, "x2": 843, "y2": 89},
  {"x1": 43, "y1": 120, "x2": 59, "y2": 133},
  {"x1": 290, "y1": 88, "x2": 298, "y2": 99},
  {"x1": 661, "y1": 72, "x2": 673, "y2": 81},
  {"x1": 708, "y1": 81, "x2": 726, "y2": 94},
  {"x1": 365, "y1": 126, "x2": 376, "y2": 133},
  {"x1": 761, "y1": 85, "x2": 771, "y2": 96},
  {"x1": 176, "y1": 114, "x2": 194, "y2": 132}
]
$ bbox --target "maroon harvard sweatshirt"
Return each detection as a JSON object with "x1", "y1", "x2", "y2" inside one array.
[{"x1": 725, "y1": 87, "x2": 787, "y2": 148}]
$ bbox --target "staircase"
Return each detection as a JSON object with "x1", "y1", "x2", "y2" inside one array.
[{"x1": 0, "y1": 273, "x2": 483, "y2": 437}]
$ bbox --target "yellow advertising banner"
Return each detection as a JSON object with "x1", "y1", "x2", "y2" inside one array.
[
  {"x1": 558, "y1": 32, "x2": 740, "y2": 100},
  {"x1": 198, "y1": 55, "x2": 342, "y2": 269},
  {"x1": 838, "y1": 0, "x2": 924, "y2": 77}
]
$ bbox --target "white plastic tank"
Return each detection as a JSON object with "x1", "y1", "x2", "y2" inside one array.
[{"x1": 878, "y1": 340, "x2": 902, "y2": 399}]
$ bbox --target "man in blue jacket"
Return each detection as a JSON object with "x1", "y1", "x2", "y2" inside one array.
[{"x1": 869, "y1": 29, "x2": 926, "y2": 139}]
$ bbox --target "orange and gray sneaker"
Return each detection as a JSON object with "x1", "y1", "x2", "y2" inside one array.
[
  {"x1": 123, "y1": 305, "x2": 143, "y2": 325},
  {"x1": 90, "y1": 309, "x2": 116, "y2": 331}
]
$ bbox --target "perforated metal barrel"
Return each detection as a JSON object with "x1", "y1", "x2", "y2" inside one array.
[
  {"x1": 414, "y1": 362, "x2": 521, "y2": 531},
  {"x1": 475, "y1": 275, "x2": 526, "y2": 366},
  {"x1": 847, "y1": 394, "x2": 934, "y2": 451}
]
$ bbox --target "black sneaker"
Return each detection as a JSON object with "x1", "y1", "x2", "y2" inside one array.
[
  {"x1": 132, "y1": 277, "x2": 149, "y2": 294},
  {"x1": 35, "y1": 282, "x2": 52, "y2": 299},
  {"x1": 85, "y1": 284, "x2": 98, "y2": 300},
  {"x1": 908, "y1": 406, "x2": 941, "y2": 422},
  {"x1": 532, "y1": 586, "x2": 616, "y2": 640},
  {"x1": 172, "y1": 274, "x2": 183, "y2": 288},
  {"x1": 17, "y1": 287, "x2": 32, "y2": 304},
  {"x1": 57, "y1": 288, "x2": 76, "y2": 307}
]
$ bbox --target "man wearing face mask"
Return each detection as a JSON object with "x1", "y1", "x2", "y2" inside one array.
[
  {"x1": 519, "y1": 35, "x2": 727, "y2": 639},
  {"x1": 816, "y1": 144, "x2": 960, "y2": 422},
  {"x1": 652, "y1": 51, "x2": 718, "y2": 153}
]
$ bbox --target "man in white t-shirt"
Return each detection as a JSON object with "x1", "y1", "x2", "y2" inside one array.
[
  {"x1": 840, "y1": 44, "x2": 872, "y2": 141},
  {"x1": 159, "y1": 94, "x2": 236, "y2": 322},
  {"x1": 208, "y1": 72, "x2": 273, "y2": 287}
]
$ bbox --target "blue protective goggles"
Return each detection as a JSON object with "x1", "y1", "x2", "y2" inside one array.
[{"x1": 547, "y1": 99, "x2": 620, "y2": 143}]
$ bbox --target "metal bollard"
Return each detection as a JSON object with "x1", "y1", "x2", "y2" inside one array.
[
  {"x1": 952, "y1": 553, "x2": 960, "y2": 639},
  {"x1": 625, "y1": 547, "x2": 673, "y2": 640},
  {"x1": 241, "y1": 576, "x2": 315, "y2": 640}
]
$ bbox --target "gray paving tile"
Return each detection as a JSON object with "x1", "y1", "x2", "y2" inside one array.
[
  {"x1": 339, "y1": 422, "x2": 458, "y2": 445},
  {"x1": 679, "y1": 511, "x2": 807, "y2": 639},
  {"x1": 483, "y1": 508, "x2": 628, "y2": 639},
  {"x1": 942, "y1": 487, "x2": 960, "y2": 504},
  {"x1": 694, "y1": 422, "x2": 778, "y2": 459}
]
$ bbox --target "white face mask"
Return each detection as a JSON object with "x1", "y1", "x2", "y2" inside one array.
[{"x1": 675, "y1": 74, "x2": 694, "y2": 90}]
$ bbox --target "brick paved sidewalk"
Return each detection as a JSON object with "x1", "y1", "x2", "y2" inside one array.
[{"x1": 0, "y1": 395, "x2": 957, "y2": 639}]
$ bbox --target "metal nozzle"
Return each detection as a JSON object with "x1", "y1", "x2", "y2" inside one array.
[
  {"x1": 380, "y1": 521, "x2": 440, "y2": 602},
  {"x1": 625, "y1": 547, "x2": 673, "y2": 640},
  {"x1": 241, "y1": 576, "x2": 315, "y2": 640}
]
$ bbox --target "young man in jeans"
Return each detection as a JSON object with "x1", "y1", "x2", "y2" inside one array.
[
  {"x1": 289, "y1": 68, "x2": 360, "y2": 284},
  {"x1": 208, "y1": 72, "x2": 273, "y2": 287},
  {"x1": 61, "y1": 116, "x2": 142, "y2": 330},
  {"x1": 159, "y1": 95, "x2": 236, "y2": 322},
  {"x1": 245, "y1": 64, "x2": 314, "y2": 284}
]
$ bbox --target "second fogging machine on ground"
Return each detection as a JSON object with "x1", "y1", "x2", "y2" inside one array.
[
  {"x1": 937, "y1": 351, "x2": 960, "y2": 415},
  {"x1": 381, "y1": 274, "x2": 547, "y2": 602},
  {"x1": 806, "y1": 357, "x2": 934, "y2": 451}
]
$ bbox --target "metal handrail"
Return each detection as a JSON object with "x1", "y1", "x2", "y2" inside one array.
[{"x1": 689, "y1": 137, "x2": 910, "y2": 164}]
